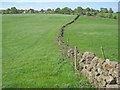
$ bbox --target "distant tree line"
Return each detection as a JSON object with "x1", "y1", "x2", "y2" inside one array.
[{"x1": 0, "y1": 7, "x2": 118, "y2": 19}]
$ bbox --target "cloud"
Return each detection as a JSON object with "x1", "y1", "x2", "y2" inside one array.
[{"x1": 0, "y1": 0, "x2": 119, "y2": 2}]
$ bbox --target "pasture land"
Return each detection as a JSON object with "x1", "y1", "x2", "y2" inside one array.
[
  {"x1": 63, "y1": 16, "x2": 118, "y2": 61},
  {"x1": 2, "y1": 14, "x2": 92, "y2": 88}
]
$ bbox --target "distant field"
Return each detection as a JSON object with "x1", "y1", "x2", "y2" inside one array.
[
  {"x1": 63, "y1": 16, "x2": 118, "y2": 61},
  {"x1": 2, "y1": 14, "x2": 92, "y2": 88}
]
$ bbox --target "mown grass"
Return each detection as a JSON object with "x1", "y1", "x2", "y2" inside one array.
[
  {"x1": 63, "y1": 15, "x2": 118, "y2": 61},
  {"x1": 2, "y1": 14, "x2": 93, "y2": 88}
]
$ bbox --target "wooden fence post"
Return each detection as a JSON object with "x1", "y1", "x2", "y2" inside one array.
[
  {"x1": 74, "y1": 46, "x2": 77, "y2": 71},
  {"x1": 101, "y1": 46, "x2": 105, "y2": 59}
]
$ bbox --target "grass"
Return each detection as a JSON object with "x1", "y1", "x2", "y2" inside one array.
[
  {"x1": 0, "y1": 14, "x2": 2, "y2": 89},
  {"x1": 63, "y1": 15, "x2": 118, "y2": 61},
  {"x1": 2, "y1": 14, "x2": 93, "y2": 88}
]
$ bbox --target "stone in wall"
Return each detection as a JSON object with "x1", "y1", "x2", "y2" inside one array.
[
  {"x1": 67, "y1": 48, "x2": 74, "y2": 58},
  {"x1": 82, "y1": 52, "x2": 95, "y2": 64},
  {"x1": 106, "y1": 84, "x2": 118, "y2": 88},
  {"x1": 92, "y1": 56, "x2": 99, "y2": 66},
  {"x1": 98, "y1": 58, "x2": 105, "y2": 64}
]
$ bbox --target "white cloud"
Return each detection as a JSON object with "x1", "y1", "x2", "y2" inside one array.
[{"x1": 0, "y1": 0, "x2": 119, "y2": 2}]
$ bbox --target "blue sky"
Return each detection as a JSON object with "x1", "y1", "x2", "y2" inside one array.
[{"x1": 1, "y1": 2, "x2": 118, "y2": 12}]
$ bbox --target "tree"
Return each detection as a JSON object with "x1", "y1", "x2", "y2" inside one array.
[
  {"x1": 96, "y1": 10, "x2": 100, "y2": 13},
  {"x1": 20, "y1": 9, "x2": 24, "y2": 13},
  {"x1": 100, "y1": 8, "x2": 108, "y2": 13},
  {"x1": 5, "y1": 10, "x2": 9, "y2": 14},
  {"x1": 75, "y1": 6, "x2": 83, "y2": 14},
  {"x1": 47, "y1": 8, "x2": 52, "y2": 11},
  {"x1": 109, "y1": 8, "x2": 113, "y2": 13},
  {"x1": 55, "y1": 8, "x2": 61, "y2": 14},
  {"x1": 10, "y1": 7, "x2": 17, "y2": 14},
  {"x1": 86, "y1": 7, "x2": 91, "y2": 12},
  {"x1": 108, "y1": 13, "x2": 113, "y2": 18},
  {"x1": 2, "y1": 10, "x2": 6, "y2": 14},
  {"x1": 28, "y1": 9, "x2": 34, "y2": 13},
  {"x1": 72, "y1": 10, "x2": 75, "y2": 15},
  {"x1": 74, "y1": 8, "x2": 77, "y2": 14},
  {"x1": 17, "y1": 9, "x2": 24, "y2": 14},
  {"x1": 105, "y1": 8, "x2": 108, "y2": 13},
  {"x1": 100, "y1": 12, "x2": 105, "y2": 17},
  {"x1": 60, "y1": 7, "x2": 72, "y2": 15},
  {"x1": 86, "y1": 12, "x2": 91, "y2": 16},
  {"x1": 90, "y1": 8, "x2": 94, "y2": 12},
  {"x1": 92, "y1": 12, "x2": 97, "y2": 16},
  {"x1": 40, "y1": 9, "x2": 44, "y2": 13},
  {"x1": 60, "y1": 7, "x2": 66, "y2": 14},
  {"x1": 100, "y1": 8, "x2": 103, "y2": 12},
  {"x1": 82, "y1": 9, "x2": 86, "y2": 15},
  {"x1": 17, "y1": 9, "x2": 21, "y2": 14},
  {"x1": 5, "y1": 8, "x2": 10, "y2": 14},
  {"x1": 68, "y1": 8, "x2": 72, "y2": 15}
]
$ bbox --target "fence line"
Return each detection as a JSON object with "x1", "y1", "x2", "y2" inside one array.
[{"x1": 56, "y1": 15, "x2": 119, "y2": 88}]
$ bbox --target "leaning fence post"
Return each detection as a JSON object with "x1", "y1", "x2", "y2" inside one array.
[
  {"x1": 101, "y1": 46, "x2": 105, "y2": 59},
  {"x1": 74, "y1": 46, "x2": 77, "y2": 71}
]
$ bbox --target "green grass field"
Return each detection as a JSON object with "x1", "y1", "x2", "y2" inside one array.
[
  {"x1": 63, "y1": 15, "x2": 118, "y2": 61},
  {"x1": 2, "y1": 14, "x2": 93, "y2": 88},
  {"x1": 2, "y1": 14, "x2": 118, "y2": 88}
]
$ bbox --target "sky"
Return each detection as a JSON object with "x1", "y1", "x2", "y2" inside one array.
[
  {"x1": 0, "y1": 0, "x2": 119, "y2": 2},
  {"x1": 0, "y1": 0, "x2": 119, "y2": 12}
]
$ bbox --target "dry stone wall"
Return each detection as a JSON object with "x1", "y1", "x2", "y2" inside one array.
[
  {"x1": 56, "y1": 15, "x2": 119, "y2": 88},
  {"x1": 79, "y1": 52, "x2": 119, "y2": 88}
]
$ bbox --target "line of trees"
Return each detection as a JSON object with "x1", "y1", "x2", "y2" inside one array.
[
  {"x1": 1, "y1": 7, "x2": 38, "y2": 14},
  {"x1": 1, "y1": 7, "x2": 115, "y2": 14},
  {"x1": 0, "y1": 7, "x2": 118, "y2": 19}
]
